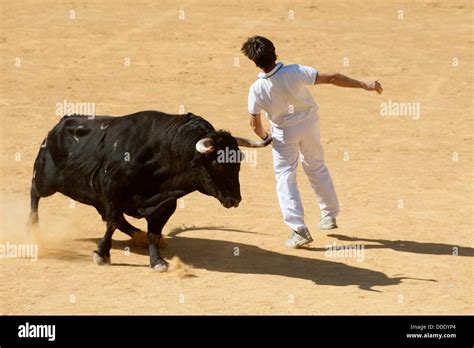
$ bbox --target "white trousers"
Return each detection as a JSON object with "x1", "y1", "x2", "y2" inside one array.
[{"x1": 271, "y1": 116, "x2": 340, "y2": 231}]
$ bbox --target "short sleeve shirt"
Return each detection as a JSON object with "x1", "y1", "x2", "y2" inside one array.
[{"x1": 248, "y1": 62, "x2": 319, "y2": 128}]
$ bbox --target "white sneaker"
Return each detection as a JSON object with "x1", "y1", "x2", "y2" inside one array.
[
  {"x1": 318, "y1": 216, "x2": 338, "y2": 230},
  {"x1": 285, "y1": 228, "x2": 313, "y2": 249}
]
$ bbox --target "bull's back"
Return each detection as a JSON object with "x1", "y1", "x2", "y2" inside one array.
[{"x1": 33, "y1": 111, "x2": 209, "y2": 206}]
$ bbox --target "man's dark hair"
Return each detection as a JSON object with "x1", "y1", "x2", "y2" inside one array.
[{"x1": 241, "y1": 36, "x2": 277, "y2": 69}]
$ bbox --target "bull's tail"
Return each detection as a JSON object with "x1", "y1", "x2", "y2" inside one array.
[
  {"x1": 27, "y1": 134, "x2": 57, "y2": 229},
  {"x1": 27, "y1": 186, "x2": 40, "y2": 227},
  {"x1": 27, "y1": 140, "x2": 44, "y2": 229}
]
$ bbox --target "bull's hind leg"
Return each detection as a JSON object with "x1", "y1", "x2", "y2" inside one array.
[
  {"x1": 146, "y1": 198, "x2": 177, "y2": 272},
  {"x1": 99, "y1": 208, "x2": 147, "y2": 247},
  {"x1": 97, "y1": 205, "x2": 142, "y2": 237},
  {"x1": 118, "y1": 216, "x2": 149, "y2": 248},
  {"x1": 117, "y1": 215, "x2": 141, "y2": 236}
]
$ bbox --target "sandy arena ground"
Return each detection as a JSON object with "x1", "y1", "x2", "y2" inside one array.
[{"x1": 0, "y1": 0, "x2": 472, "y2": 314}]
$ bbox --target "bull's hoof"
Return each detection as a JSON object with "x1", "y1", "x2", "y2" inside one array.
[
  {"x1": 151, "y1": 260, "x2": 168, "y2": 272},
  {"x1": 93, "y1": 251, "x2": 111, "y2": 265}
]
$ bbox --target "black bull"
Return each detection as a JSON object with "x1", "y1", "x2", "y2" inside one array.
[{"x1": 28, "y1": 111, "x2": 271, "y2": 271}]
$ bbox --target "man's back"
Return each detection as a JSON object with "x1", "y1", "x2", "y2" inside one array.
[{"x1": 248, "y1": 62, "x2": 319, "y2": 128}]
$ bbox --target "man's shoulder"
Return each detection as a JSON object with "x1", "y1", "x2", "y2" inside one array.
[
  {"x1": 281, "y1": 63, "x2": 308, "y2": 74},
  {"x1": 276, "y1": 64, "x2": 305, "y2": 80},
  {"x1": 249, "y1": 79, "x2": 262, "y2": 92},
  {"x1": 280, "y1": 64, "x2": 317, "y2": 85},
  {"x1": 282, "y1": 63, "x2": 301, "y2": 70}
]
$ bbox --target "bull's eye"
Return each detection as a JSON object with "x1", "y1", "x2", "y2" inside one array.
[{"x1": 212, "y1": 160, "x2": 224, "y2": 171}]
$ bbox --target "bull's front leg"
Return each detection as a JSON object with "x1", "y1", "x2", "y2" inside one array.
[
  {"x1": 145, "y1": 197, "x2": 177, "y2": 272},
  {"x1": 93, "y1": 203, "x2": 121, "y2": 265}
]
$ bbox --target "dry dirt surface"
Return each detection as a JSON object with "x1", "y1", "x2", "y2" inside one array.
[{"x1": 0, "y1": 0, "x2": 472, "y2": 315}]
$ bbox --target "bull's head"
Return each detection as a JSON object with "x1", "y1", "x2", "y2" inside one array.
[{"x1": 193, "y1": 131, "x2": 272, "y2": 208}]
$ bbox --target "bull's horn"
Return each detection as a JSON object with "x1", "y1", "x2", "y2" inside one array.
[
  {"x1": 195, "y1": 138, "x2": 215, "y2": 154},
  {"x1": 235, "y1": 135, "x2": 272, "y2": 148}
]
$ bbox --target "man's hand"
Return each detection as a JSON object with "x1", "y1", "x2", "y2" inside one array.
[{"x1": 363, "y1": 80, "x2": 383, "y2": 94}]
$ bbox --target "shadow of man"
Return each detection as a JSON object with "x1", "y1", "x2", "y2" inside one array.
[{"x1": 327, "y1": 234, "x2": 474, "y2": 257}]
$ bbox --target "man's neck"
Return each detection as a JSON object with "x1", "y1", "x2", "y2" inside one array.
[{"x1": 262, "y1": 62, "x2": 277, "y2": 74}]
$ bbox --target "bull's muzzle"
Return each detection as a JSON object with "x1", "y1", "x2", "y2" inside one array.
[{"x1": 222, "y1": 197, "x2": 241, "y2": 208}]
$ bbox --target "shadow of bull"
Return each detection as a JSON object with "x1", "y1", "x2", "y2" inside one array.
[{"x1": 78, "y1": 225, "x2": 437, "y2": 292}]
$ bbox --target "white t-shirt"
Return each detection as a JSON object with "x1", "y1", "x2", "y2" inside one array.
[{"x1": 248, "y1": 62, "x2": 319, "y2": 128}]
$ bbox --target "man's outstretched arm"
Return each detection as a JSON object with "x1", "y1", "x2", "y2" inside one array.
[{"x1": 315, "y1": 72, "x2": 383, "y2": 94}]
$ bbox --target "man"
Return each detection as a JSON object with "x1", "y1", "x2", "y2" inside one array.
[{"x1": 241, "y1": 35, "x2": 383, "y2": 248}]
